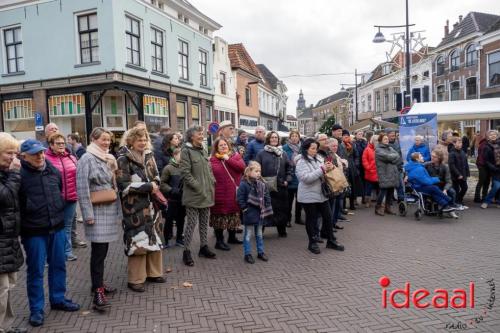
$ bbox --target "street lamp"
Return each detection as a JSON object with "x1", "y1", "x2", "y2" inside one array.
[{"x1": 373, "y1": 0, "x2": 414, "y2": 108}]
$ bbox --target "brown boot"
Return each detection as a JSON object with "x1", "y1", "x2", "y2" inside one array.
[
  {"x1": 385, "y1": 204, "x2": 396, "y2": 215},
  {"x1": 375, "y1": 204, "x2": 385, "y2": 216}
]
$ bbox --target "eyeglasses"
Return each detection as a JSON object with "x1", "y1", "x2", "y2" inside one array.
[{"x1": 54, "y1": 142, "x2": 66, "y2": 145}]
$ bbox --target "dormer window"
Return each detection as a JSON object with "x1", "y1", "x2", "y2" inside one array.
[{"x1": 382, "y1": 63, "x2": 391, "y2": 75}]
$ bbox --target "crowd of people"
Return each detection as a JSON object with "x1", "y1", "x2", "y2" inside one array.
[{"x1": 1, "y1": 119, "x2": 499, "y2": 332}]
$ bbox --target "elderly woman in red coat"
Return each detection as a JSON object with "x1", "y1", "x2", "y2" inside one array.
[
  {"x1": 361, "y1": 135, "x2": 379, "y2": 208},
  {"x1": 209, "y1": 138, "x2": 246, "y2": 251}
]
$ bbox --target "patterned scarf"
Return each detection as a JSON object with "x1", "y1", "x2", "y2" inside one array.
[
  {"x1": 86, "y1": 143, "x2": 118, "y2": 172},
  {"x1": 287, "y1": 142, "x2": 300, "y2": 166},
  {"x1": 264, "y1": 145, "x2": 283, "y2": 157},
  {"x1": 247, "y1": 179, "x2": 273, "y2": 219},
  {"x1": 343, "y1": 136, "x2": 353, "y2": 153},
  {"x1": 215, "y1": 151, "x2": 232, "y2": 160}
]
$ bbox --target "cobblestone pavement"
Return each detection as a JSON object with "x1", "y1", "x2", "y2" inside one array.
[{"x1": 10, "y1": 197, "x2": 500, "y2": 333}]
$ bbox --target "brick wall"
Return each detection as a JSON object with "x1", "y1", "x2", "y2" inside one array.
[{"x1": 480, "y1": 38, "x2": 500, "y2": 98}]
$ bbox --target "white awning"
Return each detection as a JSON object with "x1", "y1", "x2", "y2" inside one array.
[{"x1": 407, "y1": 98, "x2": 500, "y2": 121}]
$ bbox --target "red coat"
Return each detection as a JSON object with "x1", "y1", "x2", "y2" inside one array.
[
  {"x1": 210, "y1": 153, "x2": 245, "y2": 214},
  {"x1": 45, "y1": 148, "x2": 78, "y2": 202},
  {"x1": 362, "y1": 143, "x2": 378, "y2": 182}
]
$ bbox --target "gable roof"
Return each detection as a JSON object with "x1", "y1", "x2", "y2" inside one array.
[
  {"x1": 256, "y1": 64, "x2": 279, "y2": 89},
  {"x1": 297, "y1": 106, "x2": 313, "y2": 119},
  {"x1": 315, "y1": 91, "x2": 349, "y2": 108},
  {"x1": 438, "y1": 12, "x2": 500, "y2": 48},
  {"x1": 228, "y1": 44, "x2": 261, "y2": 78},
  {"x1": 484, "y1": 17, "x2": 500, "y2": 34}
]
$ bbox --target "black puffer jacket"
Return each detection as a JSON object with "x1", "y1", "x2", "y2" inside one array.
[
  {"x1": 448, "y1": 147, "x2": 470, "y2": 181},
  {"x1": 0, "y1": 170, "x2": 24, "y2": 273},
  {"x1": 19, "y1": 160, "x2": 65, "y2": 237}
]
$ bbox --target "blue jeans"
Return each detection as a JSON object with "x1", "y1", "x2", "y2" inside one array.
[
  {"x1": 484, "y1": 178, "x2": 500, "y2": 204},
  {"x1": 243, "y1": 225, "x2": 264, "y2": 255},
  {"x1": 418, "y1": 185, "x2": 450, "y2": 207},
  {"x1": 64, "y1": 202, "x2": 77, "y2": 258},
  {"x1": 330, "y1": 195, "x2": 342, "y2": 226},
  {"x1": 21, "y1": 228, "x2": 67, "y2": 315}
]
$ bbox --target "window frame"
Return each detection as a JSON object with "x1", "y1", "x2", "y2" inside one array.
[
  {"x1": 3, "y1": 26, "x2": 23, "y2": 74},
  {"x1": 449, "y1": 81, "x2": 460, "y2": 101},
  {"x1": 436, "y1": 55, "x2": 445, "y2": 76},
  {"x1": 449, "y1": 49, "x2": 460, "y2": 72},
  {"x1": 436, "y1": 85, "x2": 446, "y2": 102},
  {"x1": 245, "y1": 87, "x2": 251, "y2": 106},
  {"x1": 220, "y1": 71, "x2": 226, "y2": 95},
  {"x1": 150, "y1": 26, "x2": 164, "y2": 73},
  {"x1": 487, "y1": 50, "x2": 500, "y2": 87},
  {"x1": 178, "y1": 39, "x2": 189, "y2": 80},
  {"x1": 465, "y1": 77, "x2": 477, "y2": 99},
  {"x1": 125, "y1": 15, "x2": 141, "y2": 66},
  {"x1": 77, "y1": 13, "x2": 99, "y2": 64},
  {"x1": 199, "y1": 49, "x2": 208, "y2": 87},
  {"x1": 465, "y1": 44, "x2": 477, "y2": 67}
]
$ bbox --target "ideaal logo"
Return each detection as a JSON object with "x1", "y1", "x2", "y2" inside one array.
[
  {"x1": 379, "y1": 276, "x2": 496, "y2": 330},
  {"x1": 379, "y1": 276, "x2": 474, "y2": 309}
]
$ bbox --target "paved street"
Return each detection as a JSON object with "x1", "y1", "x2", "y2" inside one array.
[{"x1": 11, "y1": 200, "x2": 500, "y2": 333}]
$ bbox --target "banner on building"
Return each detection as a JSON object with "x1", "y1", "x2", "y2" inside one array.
[{"x1": 399, "y1": 113, "x2": 438, "y2": 164}]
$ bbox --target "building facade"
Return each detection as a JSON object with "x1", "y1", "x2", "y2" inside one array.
[
  {"x1": 312, "y1": 91, "x2": 350, "y2": 131},
  {"x1": 256, "y1": 64, "x2": 287, "y2": 131},
  {"x1": 0, "y1": 0, "x2": 221, "y2": 142},
  {"x1": 285, "y1": 114, "x2": 297, "y2": 130},
  {"x1": 228, "y1": 43, "x2": 260, "y2": 130},
  {"x1": 212, "y1": 36, "x2": 237, "y2": 125}
]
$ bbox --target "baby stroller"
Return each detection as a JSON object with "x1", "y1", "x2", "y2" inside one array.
[{"x1": 398, "y1": 184, "x2": 458, "y2": 220}]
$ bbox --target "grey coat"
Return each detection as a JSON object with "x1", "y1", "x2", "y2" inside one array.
[
  {"x1": 295, "y1": 155, "x2": 327, "y2": 204},
  {"x1": 375, "y1": 143, "x2": 401, "y2": 189},
  {"x1": 77, "y1": 152, "x2": 121, "y2": 243}
]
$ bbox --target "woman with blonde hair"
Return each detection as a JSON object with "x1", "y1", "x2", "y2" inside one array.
[
  {"x1": 0, "y1": 133, "x2": 26, "y2": 333},
  {"x1": 116, "y1": 127, "x2": 164, "y2": 292}
]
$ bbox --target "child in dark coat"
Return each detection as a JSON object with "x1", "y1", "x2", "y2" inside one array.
[
  {"x1": 448, "y1": 138, "x2": 470, "y2": 206},
  {"x1": 160, "y1": 148, "x2": 185, "y2": 248},
  {"x1": 237, "y1": 161, "x2": 273, "y2": 264}
]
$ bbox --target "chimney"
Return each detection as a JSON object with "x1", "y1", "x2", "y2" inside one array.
[
  {"x1": 459, "y1": 15, "x2": 463, "y2": 23},
  {"x1": 453, "y1": 22, "x2": 459, "y2": 30},
  {"x1": 444, "y1": 19, "x2": 449, "y2": 37}
]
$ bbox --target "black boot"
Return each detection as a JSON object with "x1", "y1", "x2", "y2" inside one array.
[
  {"x1": 93, "y1": 287, "x2": 110, "y2": 311},
  {"x1": 227, "y1": 230, "x2": 243, "y2": 244},
  {"x1": 183, "y1": 250, "x2": 194, "y2": 266},
  {"x1": 214, "y1": 229, "x2": 230, "y2": 250},
  {"x1": 198, "y1": 245, "x2": 216, "y2": 259}
]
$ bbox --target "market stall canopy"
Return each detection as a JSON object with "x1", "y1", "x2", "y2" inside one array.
[{"x1": 407, "y1": 98, "x2": 500, "y2": 121}]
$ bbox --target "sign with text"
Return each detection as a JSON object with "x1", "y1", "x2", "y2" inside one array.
[
  {"x1": 34, "y1": 112, "x2": 44, "y2": 131},
  {"x1": 399, "y1": 113, "x2": 438, "y2": 164}
]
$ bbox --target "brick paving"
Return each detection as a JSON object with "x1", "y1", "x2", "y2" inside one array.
[{"x1": 10, "y1": 197, "x2": 500, "y2": 333}]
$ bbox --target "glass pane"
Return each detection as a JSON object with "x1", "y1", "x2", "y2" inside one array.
[
  {"x1": 79, "y1": 16, "x2": 88, "y2": 31},
  {"x1": 127, "y1": 49, "x2": 132, "y2": 63},
  {"x1": 14, "y1": 44, "x2": 22, "y2": 58},
  {"x1": 126, "y1": 35, "x2": 132, "y2": 49},
  {"x1": 192, "y1": 105, "x2": 199, "y2": 119},
  {"x1": 156, "y1": 31, "x2": 162, "y2": 44},
  {"x1": 132, "y1": 36, "x2": 139, "y2": 51},
  {"x1": 126, "y1": 17, "x2": 131, "y2": 31},
  {"x1": 80, "y1": 33, "x2": 90, "y2": 48},
  {"x1": 4, "y1": 30, "x2": 13, "y2": 44},
  {"x1": 90, "y1": 32, "x2": 98, "y2": 46},
  {"x1": 8, "y1": 59, "x2": 16, "y2": 72},
  {"x1": 176, "y1": 102, "x2": 185, "y2": 117},
  {"x1": 92, "y1": 47, "x2": 99, "y2": 61},
  {"x1": 133, "y1": 50, "x2": 140, "y2": 65},
  {"x1": 17, "y1": 57, "x2": 24, "y2": 71},
  {"x1": 489, "y1": 52, "x2": 500, "y2": 64},
  {"x1": 7, "y1": 45, "x2": 15, "y2": 59},
  {"x1": 82, "y1": 48, "x2": 91, "y2": 63},
  {"x1": 132, "y1": 19, "x2": 139, "y2": 35},
  {"x1": 89, "y1": 14, "x2": 98, "y2": 29},
  {"x1": 14, "y1": 28, "x2": 21, "y2": 42}
]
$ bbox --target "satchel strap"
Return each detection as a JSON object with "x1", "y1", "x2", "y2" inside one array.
[{"x1": 221, "y1": 160, "x2": 238, "y2": 190}]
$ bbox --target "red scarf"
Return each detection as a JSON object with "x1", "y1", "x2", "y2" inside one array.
[{"x1": 343, "y1": 136, "x2": 353, "y2": 152}]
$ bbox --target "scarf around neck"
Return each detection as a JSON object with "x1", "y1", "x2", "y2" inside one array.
[
  {"x1": 287, "y1": 142, "x2": 300, "y2": 165},
  {"x1": 215, "y1": 151, "x2": 232, "y2": 160},
  {"x1": 247, "y1": 178, "x2": 273, "y2": 220},
  {"x1": 343, "y1": 137, "x2": 353, "y2": 152},
  {"x1": 86, "y1": 143, "x2": 118, "y2": 172},
  {"x1": 264, "y1": 145, "x2": 283, "y2": 157}
]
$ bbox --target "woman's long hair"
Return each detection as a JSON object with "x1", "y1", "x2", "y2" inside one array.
[{"x1": 300, "y1": 138, "x2": 319, "y2": 163}]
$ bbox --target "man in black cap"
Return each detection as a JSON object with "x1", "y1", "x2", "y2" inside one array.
[{"x1": 331, "y1": 124, "x2": 347, "y2": 159}]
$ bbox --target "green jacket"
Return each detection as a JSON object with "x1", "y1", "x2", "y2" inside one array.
[{"x1": 180, "y1": 142, "x2": 215, "y2": 208}]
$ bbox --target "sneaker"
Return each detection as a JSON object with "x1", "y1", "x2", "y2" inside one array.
[
  {"x1": 326, "y1": 240, "x2": 345, "y2": 251},
  {"x1": 50, "y1": 299, "x2": 80, "y2": 312},
  {"x1": 244, "y1": 254, "x2": 255, "y2": 264},
  {"x1": 127, "y1": 283, "x2": 145, "y2": 293},
  {"x1": 175, "y1": 240, "x2": 185, "y2": 247},
  {"x1": 441, "y1": 205, "x2": 455, "y2": 213},
  {"x1": 66, "y1": 254, "x2": 78, "y2": 261},
  {"x1": 72, "y1": 240, "x2": 87, "y2": 248},
  {"x1": 29, "y1": 312, "x2": 44, "y2": 327},
  {"x1": 146, "y1": 276, "x2": 166, "y2": 283},
  {"x1": 481, "y1": 203, "x2": 488, "y2": 209},
  {"x1": 257, "y1": 253, "x2": 269, "y2": 261},
  {"x1": 93, "y1": 287, "x2": 110, "y2": 311},
  {"x1": 461, "y1": 205, "x2": 469, "y2": 210}
]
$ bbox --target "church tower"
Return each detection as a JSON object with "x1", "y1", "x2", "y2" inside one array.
[{"x1": 296, "y1": 89, "x2": 306, "y2": 113}]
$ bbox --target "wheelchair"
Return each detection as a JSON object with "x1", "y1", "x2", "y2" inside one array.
[{"x1": 398, "y1": 184, "x2": 459, "y2": 220}]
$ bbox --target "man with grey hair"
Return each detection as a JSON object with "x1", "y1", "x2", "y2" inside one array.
[
  {"x1": 244, "y1": 126, "x2": 266, "y2": 164},
  {"x1": 406, "y1": 135, "x2": 431, "y2": 162},
  {"x1": 316, "y1": 133, "x2": 329, "y2": 158},
  {"x1": 180, "y1": 126, "x2": 216, "y2": 266}
]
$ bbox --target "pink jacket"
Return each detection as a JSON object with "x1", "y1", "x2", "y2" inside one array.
[
  {"x1": 210, "y1": 153, "x2": 245, "y2": 215},
  {"x1": 45, "y1": 148, "x2": 78, "y2": 202}
]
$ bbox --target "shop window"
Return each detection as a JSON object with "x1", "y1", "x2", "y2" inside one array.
[
  {"x1": 176, "y1": 101, "x2": 186, "y2": 132},
  {"x1": 103, "y1": 95, "x2": 125, "y2": 130},
  {"x1": 191, "y1": 104, "x2": 200, "y2": 125},
  {"x1": 2, "y1": 98, "x2": 34, "y2": 139},
  {"x1": 144, "y1": 94, "x2": 169, "y2": 132},
  {"x1": 48, "y1": 94, "x2": 86, "y2": 140}
]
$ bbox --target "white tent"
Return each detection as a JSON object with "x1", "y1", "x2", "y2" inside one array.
[{"x1": 407, "y1": 98, "x2": 500, "y2": 121}]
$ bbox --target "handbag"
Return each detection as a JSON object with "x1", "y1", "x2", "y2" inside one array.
[
  {"x1": 263, "y1": 155, "x2": 281, "y2": 193},
  {"x1": 152, "y1": 190, "x2": 168, "y2": 210},
  {"x1": 321, "y1": 177, "x2": 336, "y2": 199},
  {"x1": 90, "y1": 189, "x2": 117, "y2": 204}
]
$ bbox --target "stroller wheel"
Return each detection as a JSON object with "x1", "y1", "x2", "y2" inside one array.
[
  {"x1": 398, "y1": 201, "x2": 407, "y2": 217},
  {"x1": 414, "y1": 210, "x2": 423, "y2": 221}
]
